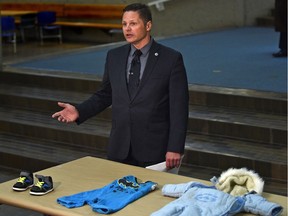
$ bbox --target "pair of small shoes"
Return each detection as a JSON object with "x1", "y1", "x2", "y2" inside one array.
[{"x1": 13, "y1": 172, "x2": 54, "y2": 196}]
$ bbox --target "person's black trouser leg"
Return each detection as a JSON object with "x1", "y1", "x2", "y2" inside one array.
[{"x1": 279, "y1": 31, "x2": 287, "y2": 52}]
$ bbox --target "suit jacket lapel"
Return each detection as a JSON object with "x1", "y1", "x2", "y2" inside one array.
[
  {"x1": 137, "y1": 41, "x2": 160, "y2": 92},
  {"x1": 118, "y1": 45, "x2": 131, "y2": 101}
]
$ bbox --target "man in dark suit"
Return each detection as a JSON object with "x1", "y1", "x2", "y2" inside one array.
[
  {"x1": 273, "y1": 0, "x2": 287, "y2": 57},
  {"x1": 52, "y1": 3, "x2": 189, "y2": 169}
]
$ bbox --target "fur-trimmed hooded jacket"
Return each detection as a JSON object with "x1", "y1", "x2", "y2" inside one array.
[{"x1": 151, "y1": 168, "x2": 283, "y2": 216}]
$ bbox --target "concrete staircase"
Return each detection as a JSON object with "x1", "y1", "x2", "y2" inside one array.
[{"x1": 0, "y1": 68, "x2": 287, "y2": 195}]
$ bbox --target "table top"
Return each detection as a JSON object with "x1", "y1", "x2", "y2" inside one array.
[
  {"x1": 1, "y1": 10, "x2": 37, "y2": 16},
  {"x1": 0, "y1": 156, "x2": 286, "y2": 216}
]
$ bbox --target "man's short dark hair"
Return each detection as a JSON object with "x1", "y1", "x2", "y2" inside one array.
[{"x1": 123, "y1": 3, "x2": 152, "y2": 24}]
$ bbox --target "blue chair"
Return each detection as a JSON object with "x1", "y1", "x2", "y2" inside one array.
[
  {"x1": 37, "y1": 11, "x2": 62, "y2": 45},
  {"x1": 1, "y1": 16, "x2": 17, "y2": 53},
  {"x1": 18, "y1": 13, "x2": 37, "y2": 42}
]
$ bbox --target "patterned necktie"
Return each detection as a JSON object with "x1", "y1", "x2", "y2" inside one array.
[{"x1": 128, "y1": 49, "x2": 142, "y2": 98}]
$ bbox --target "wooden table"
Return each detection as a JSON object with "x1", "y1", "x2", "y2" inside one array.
[
  {"x1": 1, "y1": 10, "x2": 37, "y2": 16},
  {"x1": 0, "y1": 156, "x2": 286, "y2": 216}
]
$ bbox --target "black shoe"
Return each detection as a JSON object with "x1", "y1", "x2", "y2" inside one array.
[
  {"x1": 272, "y1": 50, "x2": 287, "y2": 57},
  {"x1": 12, "y1": 171, "x2": 34, "y2": 191},
  {"x1": 30, "y1": 174, "x2": 54, "y2": 196}
]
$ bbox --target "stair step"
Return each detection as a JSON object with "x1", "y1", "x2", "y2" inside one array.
[
  {"x1": 189, "y1": 85, "x2": 287, "y2": 115},
  {"x1": 184, "y1": 133, "x2": 287, "y2": 182},
  {"x1": 0, "y1": 69, "x2": 100, "y2": 93},
  {"x1": 0, "y1": 83, "x2": 89, "y2": 110},
  {"x1": 189, "y1": 105, "x2": 287, "y2": 145},
  {"x1": 0, "y1": 106, "x2": 285, "y2": 182},
  {"x1": 185, "y1": 133, "x2": 287, "y2": 180},
  {"x1": 0, "y1": 132, "x2": 107, "y2": 172},
  {"x1": 0, "y1": 128, "x2": 285, "y2": 182},
  {"x1": 1, "y1": 70, "x2": 287, "y2": 115},
  {"x1": 0, "y1": 108, "x2": 110, "y2": 152},
  {"x1": 0, "y1": 83, "x2": 112, "y2": 120}
]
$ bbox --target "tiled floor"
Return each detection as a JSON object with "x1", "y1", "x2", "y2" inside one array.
[{"x1": 1, "y1": 38, "x2": 98, "y2": 65}]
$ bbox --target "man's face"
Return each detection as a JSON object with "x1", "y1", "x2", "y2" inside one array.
[{"x1": 122, "y1": 11, "x2": 151, "y2": 47}]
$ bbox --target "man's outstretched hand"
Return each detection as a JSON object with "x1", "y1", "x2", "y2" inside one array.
[{"x1": 52, "y1": 102, "x2": 79, "y2": 123}]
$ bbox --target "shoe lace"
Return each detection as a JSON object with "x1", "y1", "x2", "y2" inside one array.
[
  {"x1": 35, "y1": 180, "x2": 44, "y2": 188},
  {"x1": 17, "y1": 176, "x2": 26, "y2": 183}
]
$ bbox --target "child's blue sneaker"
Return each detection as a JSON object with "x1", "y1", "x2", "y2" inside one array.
[
  {"x1": 12, "y1": 171, "x2": 34, "y2": 191},
  {"x1": 30, "y1": 174, "x2": 54, "y2": 196}
]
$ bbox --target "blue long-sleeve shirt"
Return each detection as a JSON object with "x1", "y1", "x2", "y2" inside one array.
[{"x1": 57, "y1": 175, "x2": 157, "y2": 214}]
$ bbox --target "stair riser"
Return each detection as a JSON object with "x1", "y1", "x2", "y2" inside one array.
[
  {"x1": 188, "y1": 118, "x2": 287, "y2": 146},
  {"x1": 0, "y1": 121, "x2": 108, "y2": 152},
  {"x1": 1, "y1": 71, "x2": 286, "y2": 114},
  {"x1": 2, "y1": 133, "x2": 285, "y2": 182},
  {"x1": 0, "y1": 94, "x2": 112, "y2": 121},
  {"x1": 183, "y1": 150, "x2": 287, "y2": 181},
  {"x1": 0, "y1": 152, "x2": 56, "y2": 172},
  {"x1": 0, "y1": 71, "x2": 101, "y2": 93},
  {"x1": 189, "y1": 91, "x2": 287, "y2": 115},
  {"x1": 1, "y1": 94, "x2": 286, "y2": 145},
  {"x1": 0, "y1": 94, "x2": 61, "y2": 114},
  {"x1": 1, "y1": 119, "x2": 285, "y2": 182}
]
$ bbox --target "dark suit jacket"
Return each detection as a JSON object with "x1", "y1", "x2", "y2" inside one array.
[
  {"x1": 274, "y1": 0, "x2": 287, "y2": 32},
  {"x1": 76, "y1": 40, "x2": 189, "y2": 163}
]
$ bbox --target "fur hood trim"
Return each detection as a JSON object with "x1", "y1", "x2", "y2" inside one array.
[{"x1": 214, "y1": 167, "x2": 264, "y2": 196}]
